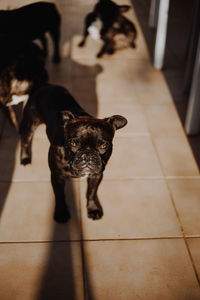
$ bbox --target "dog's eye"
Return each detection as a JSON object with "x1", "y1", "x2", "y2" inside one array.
[
  {"x1": 99, "y1": 142, "x2": 108, "y2": 150},
  {"x1": 70, "y1": 141, "x2": 77, "y2": 147},
  {"x1": 100, "y1": 143, "x2": 107, "y2": 149},
  {"x1": 69, "y1": 139, "x2": 79, "y2": 147}
]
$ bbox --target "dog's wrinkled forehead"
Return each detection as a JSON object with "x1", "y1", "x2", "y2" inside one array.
[{"x1": 66, "y1": 118, "x2": 114, "y2": 140}]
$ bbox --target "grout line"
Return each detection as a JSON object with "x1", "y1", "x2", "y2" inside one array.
[
  {"x1": 166, "y1": 176, "x2": 200, "y2": 179},
  {"x1": 1, "y1": 176, "x2": 200, "y2": 184},
  {"x1": 184, "y1": 239, "x2": 200, "y2": 286},
  {"x1": 166, "y1": 181, "x2": 200, "y2": 287},
  {"x1": 0, "y1": 236, "x2": 189, "y2": 245}
]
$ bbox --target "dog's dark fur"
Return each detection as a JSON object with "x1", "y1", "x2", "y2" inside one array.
[
  {"x1": 20, "y1": 84, "x2": 127, "y2": 222},
  {"x1": 0, "y1": 37, "x2": 48, "y2": 131},
  {"x1": 0, "y1": 1, "x2": 61, "y2": 62},
  {"x1": 79, "y1": 0, "x2": 137, "y2": 57}
]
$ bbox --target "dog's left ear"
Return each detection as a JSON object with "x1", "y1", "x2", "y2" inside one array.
[
  {"x1": 119, "y1": 5, "x2": 130, "y2": 13},
  {"x1": 106, "y1": 115, "x2": 127, "y2": 130},
  {"x1": 61, "y1": 111, "x2": 75, "y2": 121}
]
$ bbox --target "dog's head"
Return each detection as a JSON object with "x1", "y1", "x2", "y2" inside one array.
[
  {"x1": 56, "y1": 112, "x2": 127, "y2": 178},
  {"x1": 95, "y1": 0, "x2": 130, "y2": 20}
]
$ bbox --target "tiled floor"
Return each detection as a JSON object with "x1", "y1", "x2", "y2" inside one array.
[{"x1": 0, "y1": 0, "x2": 200, "y2": 299}]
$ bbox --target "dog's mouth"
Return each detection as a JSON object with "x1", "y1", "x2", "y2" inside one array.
[{"x1": 71, "y1": 152, "x2": 103, "y2": 178}]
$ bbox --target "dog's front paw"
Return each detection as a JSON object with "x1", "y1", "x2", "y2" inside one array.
[
  {"x1": 78, "y1": 40, "x2": 85, "y2": 47},
  {"x1": 107, "y1": 48, "x2": 114, "y2": 55},
  {"x1": 21, "y1": 157, "x2": 31, "y2": 166},
  {"x1": 87, "y1": 202, "x2": 103, "y2": 220},
  {"x1": 88, "y1": 208, "x2": 103, "y2": 220},
  {"x1": 20, "y1": 146, "x2": 31, "y2": 165},
  {"x1": 96, "y1": 52, "x2": 103, "y2": 58},
  {"x1": 54, "y1": 207, "x2": 70, "y2": 223},
  {"x1": 131, "y1": 42, "x2": 136, "y2": 48}
]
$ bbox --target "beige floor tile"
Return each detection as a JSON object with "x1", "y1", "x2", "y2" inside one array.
[
  {"x1": 0, "y1": 242, "x2": 84, "y2": 300},
  {"x1": 133, "y1": 75, "x2": 173, "y2": 105},
  {"x1": 71, "y1": 35, "x2": 104, "y2": 61},
  {"x1": 34, "y1": 124, "x2": 47, "y2": 138},
  {"x1": 97, "y1": 103, "x2": 149, "y2": 136},
  {"x1": 80, "y1": 179, "x2": 181, "y2": 239},
  {"x1": 70, "y1": 77, "x2": 99, "y2": 117},
  {"x1": 83, "y1": 239, "x2": 200, "y2": 300},
  {"x1": 154, "y1": 136, "x2": 200, "y2": 176},
  {"x1": 187, "y1": 238, "x2": 200, "y2": 279},
  {"x1": 0, "y1": 136, "x2": 50, "y2": 182},
  {"x1": 97, "y1": 58, "x2": 154, "y2": 81},
  {"x1": 143, "y1": 103, "x2": 185, "y2": 137},
  {"x1": 69, "y1": 56, "x2": 103, "y2": 79},
  {"x1": 97, "y1": 75, "x2": 139, "y2": 105},
  {"x1": 103, "y1": 136, "x2": 163, "y2": 179},
  {"x1": 168, "y1": 179, "x2": 200, "y2": 236},
  {"x1": 0, "y1": 180, "x2": 81, "y2": 242}
]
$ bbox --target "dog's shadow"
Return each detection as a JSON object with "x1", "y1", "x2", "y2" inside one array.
[
  {"x1": 46, "y1": 55, "x2": 103, "y2": 117},
  {"x1": 0, "y1": 103, "x2": 24, "y2": 216}
]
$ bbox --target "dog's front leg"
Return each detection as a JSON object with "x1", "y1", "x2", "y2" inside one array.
[
  {"x1": 79, "y1": 12, "x2": 96, "y2": 47},
  {"x1": 86, "y1": 174, "x2": 103, "y2": 220},
  {"x1": 51, "y1": 173, "x2": 70, "y2": 223},
  {"x1": 20, "y1": 103, "x2": 41, "y2": 165},
  {"x1": 97, "y1": 39, "x2": 115, "y2": 58}
]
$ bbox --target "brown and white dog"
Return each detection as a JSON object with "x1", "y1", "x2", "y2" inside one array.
[
  {"x1": 79, "y1": 0, "x2": 137, "y2": 57},
  {"x1": 0, "y1": 37, "x2": 48, "y2": 131}
]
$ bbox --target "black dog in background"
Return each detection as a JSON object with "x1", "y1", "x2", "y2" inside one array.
[
  {"x1": 20, "y1": 84, "x2": 127, "y2": 222},
  {"x1": 0, "y1": 37, "x2": 48, "y2": 131},
  {"x1": 79, "y1": 0, "x2": 137, "y2": 57},
  {"x1": 0, "y1": 1, "x2": 61, "y2": 63}
]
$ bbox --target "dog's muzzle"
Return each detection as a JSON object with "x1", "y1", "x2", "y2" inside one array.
[{"x1": 71, "y1": 150, "x2": 102, "y2": 177}]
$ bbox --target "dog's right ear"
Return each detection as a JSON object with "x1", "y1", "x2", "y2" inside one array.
[
  {"x1": 106, "y1": 115, "x2": 128, "y2": 130},
  {"x1": 119, "y1": 5, "x2": 130, "y2": 13}
]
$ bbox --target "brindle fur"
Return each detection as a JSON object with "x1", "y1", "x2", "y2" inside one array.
[{"x1": 20, "y1": 84, "x2": 127, "y2": 222}]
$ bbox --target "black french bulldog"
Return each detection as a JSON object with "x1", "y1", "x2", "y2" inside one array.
[
  {"x1": 79, "y1": 0, "x2": 137, "y2": 57},
  {"x1": 0, "y1": 1, "x2": 61, "y2": 63},
  {"x1": 0, "y1": 37, "x2": 48, "y2": 131},
  {"x1": 20, "y1": 84, "x2": 127, "y2": 222}
]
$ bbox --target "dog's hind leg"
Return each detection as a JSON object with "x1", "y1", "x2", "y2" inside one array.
[
  {"x1": 20, "y1": 102, "x2": 42, "y2": 165},
  {"x1": 49, "y1": 25, "x2": 61, "y2": 63},
  {"x1": 97, "y1": 39, "x2": 115, "y2": 57},
  {"x1": 39, "y1": 34, "x2": 48, "y2": 57},
  {"x1": 126, "y1": 24, "x2": 137, "y2": 49},
  {"x1": 79, "y1": 12, "x2": 97, "y2": 47}
]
